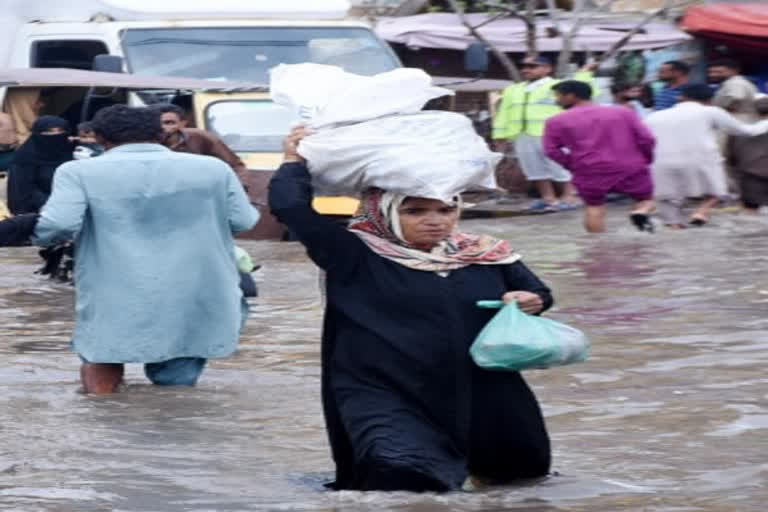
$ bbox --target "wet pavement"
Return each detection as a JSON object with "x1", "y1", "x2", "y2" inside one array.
[{"x1": 1, "y1": 204, "x2": 767, "y2": 512}]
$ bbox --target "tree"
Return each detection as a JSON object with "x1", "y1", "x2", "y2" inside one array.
[
  {"x1": 446, "y1": 0, "x2": 686, "y2": 80},
  {"x1": 446, "y1": 0, "x2": 522, "y2": 81}
]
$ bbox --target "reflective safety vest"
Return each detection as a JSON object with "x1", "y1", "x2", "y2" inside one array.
[{"x1": 492, "y1": 72, "x2": 594, "y2": 140}]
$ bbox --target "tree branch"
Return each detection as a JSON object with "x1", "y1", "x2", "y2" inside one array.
[
  {"x1": 525, "y1": 0, "x2": 538, "y2": 57},
  {"x1": 447, "y1": 0, "x2": 521, "y2": 81},
  {"x1": 594, "y1": 0, "x2": 674, "y2": 65},
  {"x1": 480, "y1": 0, "x2": 537, "y2": 57},
  {"x1": 471, "y1": 11, "x2": 509, "y2": 30},
  {"x1": 544, "y1": 0, "x2": 562, "y2": 35},
  {"x1": 555, "y1": 0, "x2": 622, "y2": 77}
]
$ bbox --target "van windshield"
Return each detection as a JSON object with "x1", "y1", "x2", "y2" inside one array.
[
  {"x1": 205, "y1": 100, "x2": 293, "y2": 153},
  {"x1": 121, "y1": 27, "x2": 399, "y2": 83}
]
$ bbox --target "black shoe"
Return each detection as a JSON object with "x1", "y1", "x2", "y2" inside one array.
[
  {"x1": 630, "y1": 213, "x2": 654, "y2": 233},
  {"x1": 689, "y1": 217, "x2": 707, "y2": 227}
]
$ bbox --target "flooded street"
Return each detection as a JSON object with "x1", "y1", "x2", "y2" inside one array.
[{"x1": 1, "y1": 205, "x2": 767, "y2": 512}]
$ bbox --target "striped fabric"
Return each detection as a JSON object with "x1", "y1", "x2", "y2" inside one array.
[{"x1": 653, "y1": 86, "x2": 683, "y2": 111}]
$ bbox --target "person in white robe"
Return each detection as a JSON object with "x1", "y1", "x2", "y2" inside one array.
[{"x1": 644, "y1": 84, "x2": 768, "y2": 228}]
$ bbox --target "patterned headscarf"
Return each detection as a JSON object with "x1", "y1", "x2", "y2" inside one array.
[{"x1": 347, "y1": 188, "x2": 520, "y2": 272}]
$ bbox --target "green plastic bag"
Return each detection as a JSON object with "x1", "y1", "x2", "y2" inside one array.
[
  {"x1": 469, "y1": 300, "x2": 590, "y2": 371},
  {"x1": 234, "y1": 246, "x2": 255, "y2": 274}
]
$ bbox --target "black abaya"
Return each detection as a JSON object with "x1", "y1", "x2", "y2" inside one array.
[
  {"x1": 6, "y1": 116, "x2": 73, "y2": 214},
  {"x1": 269, "y1": 162, "x2": 553, "y2": 492},
  {"x1": 0, "y1": 214, "x2": 38, "y2": 246}
]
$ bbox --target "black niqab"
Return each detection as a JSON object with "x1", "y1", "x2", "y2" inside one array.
[{"x1": 13, "y1": 116, "x2": 73, "y2": 166}]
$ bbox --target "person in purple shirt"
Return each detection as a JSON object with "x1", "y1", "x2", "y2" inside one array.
[{"x1": 543, "y1": 81, "x2": 656, "y2": 233}]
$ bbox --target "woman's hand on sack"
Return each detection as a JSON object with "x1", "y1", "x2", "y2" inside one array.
[
  {"x1": 502, "y1": 291, "x2": 543, "y2": 315},
  {"x1": 283, "y1": 126, "x2": 310, "y2": 163}
]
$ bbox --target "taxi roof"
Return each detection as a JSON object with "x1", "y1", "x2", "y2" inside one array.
[{"x1": 0, "y1": 68, "x2": 267, "y2": 92}]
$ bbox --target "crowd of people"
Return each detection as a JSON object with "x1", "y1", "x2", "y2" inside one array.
[
  {"x1": 493, "y1": 56, "x2": 768, "y2": 232},
  {"x1": 0, "y1": 55, "x2": 765, "y2": 497}
]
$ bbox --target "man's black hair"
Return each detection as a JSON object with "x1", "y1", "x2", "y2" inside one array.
[
  {"x1": 171, "y1": 94, "x2": 193, "y2": 113},
  {"x1": 662, "y1": 60, "x2": 691, "y2": 75},
  {"x1": 679, "y1": 83, "x2": 715, "y2": 102},
  {"x1": 77, "y1": 121, "x2": 94, "y2": 133},
  {"x1": 708, "y1": 58, "x2": 741, "y2": 71},
  {"x1": 153, "y1": 103, "x2": 186, "y2": 118},
  {"x1": 91, "y1": 105, "x2": 163, "y2": 144},
  {"x1": 552, "y1": 80, "x2": 593, "y2": 100}
]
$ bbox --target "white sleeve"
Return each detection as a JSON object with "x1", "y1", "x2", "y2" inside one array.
[{"x1": 710, "y1": 107, "x2": 768, "y2": 136}]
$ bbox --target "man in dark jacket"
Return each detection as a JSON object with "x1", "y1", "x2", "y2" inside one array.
[{"x1": 154, "y1": 104, "x2": 251, "y2": 191}]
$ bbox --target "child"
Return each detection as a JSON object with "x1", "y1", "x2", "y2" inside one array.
[{"x1": 73, "y1": 122, "x2": 104, "y2": 160}]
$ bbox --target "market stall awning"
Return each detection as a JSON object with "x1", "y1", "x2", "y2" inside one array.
[
  {"x1": 681, "y1": 3, "x2": 768, "y2": 38},
  {"x1": 376, "y1": 13, "x2": 691, "y2": 53},
  {"x1": 680, "y1": 3, "x2": 768, "y2": 53}
]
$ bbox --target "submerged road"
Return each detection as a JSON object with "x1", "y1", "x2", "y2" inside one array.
[{"x1": 1, "y1": 205, "x2": 767, "y2": 511}]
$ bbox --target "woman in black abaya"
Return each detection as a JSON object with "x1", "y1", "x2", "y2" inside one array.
[
  {"x1": 269, "y1": 128, "x2": 553, "y2": 492},
  {"x1": 7, "y1": 116, "x2": 73, "y2": 214}
]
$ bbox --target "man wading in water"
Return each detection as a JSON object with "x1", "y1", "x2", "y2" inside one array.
[{"x1": 31, "y1": 105, "x2": 259, "y2": 393}]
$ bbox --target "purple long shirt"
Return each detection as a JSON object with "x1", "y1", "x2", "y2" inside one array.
[{"x1": 543, "y1": 104, "x2": 656, "y2": 177}]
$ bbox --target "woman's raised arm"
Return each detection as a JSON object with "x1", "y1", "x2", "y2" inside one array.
[{"x1": 268, "y1": 130, "x2": 363, "y2": 273}]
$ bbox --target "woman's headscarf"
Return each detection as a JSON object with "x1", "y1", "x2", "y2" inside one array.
[
  {"x1": 12, "y1": 116, "x2": 73, "y2": 166},
  {"x1": 347, "y1": 188, "x2": 520, "y2": 272}
]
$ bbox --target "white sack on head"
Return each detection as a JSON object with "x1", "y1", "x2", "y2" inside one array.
[
  {"x1": 297, "y1": 111, "x2": 502, "y2": 202},
  {"x1": 270, "y1": 63, "x2": 452, "y2": 127}
]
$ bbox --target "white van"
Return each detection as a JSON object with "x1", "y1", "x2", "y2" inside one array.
[
  {"x1": 0, "y1": 0, "x2": 401, "y2": 82},
  {"x1": 0, "y1": 0, "x2": 404, "y2": 236}
]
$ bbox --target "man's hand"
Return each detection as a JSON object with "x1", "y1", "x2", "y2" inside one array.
[
  {"x1": 283, "y1": 126, "x2": 310, "y2": 164},
  {"x1": 502, "y1": 291, "x2": 544, "y2": 315},
  {"x1": 580, "y1": 61, "x2": 599, "y2": 73}
]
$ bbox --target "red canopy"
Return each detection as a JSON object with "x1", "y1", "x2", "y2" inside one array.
[{"x1": 681, "y1": 3, "x2": 768, "y2": 53}]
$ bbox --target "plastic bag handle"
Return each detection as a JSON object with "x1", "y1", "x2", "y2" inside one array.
[{"x1": 476, "y1": 300, "x2": 517, "y2": 309}]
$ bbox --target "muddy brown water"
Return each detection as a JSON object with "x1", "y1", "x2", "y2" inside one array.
[{"x1": 1, "y1": 206, "x2": 767, "y2": 512}]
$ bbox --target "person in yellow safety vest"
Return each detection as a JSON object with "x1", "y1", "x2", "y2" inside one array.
[{"x1": 493, "y1": 56, "x2": 596, "y2": 212}]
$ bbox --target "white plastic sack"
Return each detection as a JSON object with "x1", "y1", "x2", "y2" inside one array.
[
  {"x1": 298, "y1": 111, "x2": 501, "y2": 201},
  {"x1": 270, "y1": 63, "x2": 452, "y2": 128},
  {"x1": 270, "y1": 63, "x2": 501, "y2": 201}
]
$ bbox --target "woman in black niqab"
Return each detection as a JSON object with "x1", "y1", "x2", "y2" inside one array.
[{"x1": 7, "y1": 116, "x2": 73, "y2": 214}]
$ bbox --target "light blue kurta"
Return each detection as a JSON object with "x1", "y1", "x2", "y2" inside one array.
[{"x1": 34, "y1": 144, "x2": 260, "y2": 363}]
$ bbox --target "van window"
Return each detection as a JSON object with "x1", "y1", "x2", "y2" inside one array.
[
  {"x1": 31, "y1": 40, "x2": 109, "y2": 70},
  {"x1": 121, "y1": 27, "x2": 399, "y2": 83},
  {"x1": 205, "y1": 100, "x2": 292, "y2": 153}
]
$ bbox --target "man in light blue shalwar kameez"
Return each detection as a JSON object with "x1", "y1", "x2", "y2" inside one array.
[{"x1": 33, "y1": 105, "x2": 260, "y2": 394}]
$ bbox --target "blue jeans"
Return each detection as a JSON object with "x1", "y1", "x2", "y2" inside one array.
[
  {"x1": 79, "y1": 356, "x2": 207, "y2": 386},
  {"x1": 144, "y1": 357, "x2": 207, "y2": 386}
]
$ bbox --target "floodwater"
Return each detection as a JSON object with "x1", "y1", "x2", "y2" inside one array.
[{"x1": 1, "y1": 205, "x2": 767, "y2": 512}]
